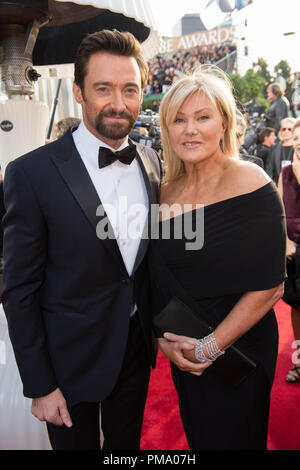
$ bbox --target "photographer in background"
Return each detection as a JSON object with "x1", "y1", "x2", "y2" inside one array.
[
  {"x1": 265, "y1": 117, "x2": 296, "y2": 185},
  {"x1": 236, "y1": 111, "x2": 264, "y2": 168},
  {"x1": 130, "y1": 123, "x2": 153, "y2": 148},
  {"x1": 255, "y1": 127, "x2": 276, "y2": 170},
  {"x1": 265, "y1": 83, "x2": 290, "y2": 135}
]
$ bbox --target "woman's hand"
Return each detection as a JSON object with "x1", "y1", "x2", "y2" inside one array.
[
  {"x1": 287, "y1": 237, "x2": 297, "y2": 260},
  {"x1": 158, "y1": 332, "x2": 213, "y2": 376}
]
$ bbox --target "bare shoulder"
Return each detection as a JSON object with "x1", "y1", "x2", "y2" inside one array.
[{"x1": 226, "y1": 157, "x2": 271, "y2": 194}]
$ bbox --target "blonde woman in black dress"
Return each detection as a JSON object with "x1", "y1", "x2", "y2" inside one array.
[
  {"x1": 278, "y1": 119, "x2": 300, "y2": 382},
  {"x1": 149, "y1": 66, "x2": 286, "y2": 450}
]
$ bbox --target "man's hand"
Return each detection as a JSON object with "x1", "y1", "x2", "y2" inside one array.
[
  {"x1": 31, "y1": 387, "x2": 72, "y2": 427},
  {"x1": 158, "y1": 332, "x2": 212, "y2": 376}
]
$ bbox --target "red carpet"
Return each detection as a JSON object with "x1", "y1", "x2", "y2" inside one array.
[{"x1": 141, "y1": 300, "x2": 300, "y2": 450}]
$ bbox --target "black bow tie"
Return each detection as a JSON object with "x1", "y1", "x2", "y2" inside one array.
[{"x1": 98, "y1": 144, "x2": 136, "y2": 169}]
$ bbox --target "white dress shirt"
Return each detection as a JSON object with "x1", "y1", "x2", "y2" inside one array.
[{"x1": 72, "y1": 121, "x2": 148, "y2": 276}]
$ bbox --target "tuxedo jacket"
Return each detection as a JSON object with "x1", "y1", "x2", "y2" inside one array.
[{"x1": 2, "y1": 130, "x2": 161, "y2": 406}]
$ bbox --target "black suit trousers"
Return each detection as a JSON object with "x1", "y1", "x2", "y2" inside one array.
[{"x1": 46, "y1": 313, "x2": 150, "y2": 450}]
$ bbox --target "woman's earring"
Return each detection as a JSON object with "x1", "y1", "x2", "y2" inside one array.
[{"x1": 220, "y1": 138, "x2": 225, "y2": 153}]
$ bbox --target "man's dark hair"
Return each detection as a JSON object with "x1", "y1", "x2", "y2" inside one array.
[
  {"x1": 258, "y1": 127, "x2": 275, "y2": 143},
  {"x1": 268, "y1": 83, "x2": 284, "y2": 97},
  {"x1": 74, "y1": 29, "x2": 148, "y2": 93}
]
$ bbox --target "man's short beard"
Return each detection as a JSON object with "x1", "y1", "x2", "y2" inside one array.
[{"x1": 95, "y1": 109, "x2": 136, "y2": 140}]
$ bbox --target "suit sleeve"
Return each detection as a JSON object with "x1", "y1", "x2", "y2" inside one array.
[{"x1": 2, "y1": 162, "x2": 58, "y2": 398}]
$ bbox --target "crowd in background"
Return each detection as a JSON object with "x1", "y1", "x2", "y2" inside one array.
[
  {"x1": 144, "y1": 42, "x2": 236, "y2": 95},
  {"x1": 49, "y1": 42, "x2": 296, "y2": 169}
]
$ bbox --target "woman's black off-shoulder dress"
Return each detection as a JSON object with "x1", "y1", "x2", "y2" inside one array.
[{"x1": 149, "y1": 182, "x2": 286, "y2": 450}]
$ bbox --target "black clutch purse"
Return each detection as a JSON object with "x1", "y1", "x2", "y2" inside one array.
[{"x1": 153, "y1": 296, "x2": 257, "y2": 387}]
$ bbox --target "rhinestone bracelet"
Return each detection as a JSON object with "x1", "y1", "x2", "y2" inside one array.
[
  {"x1": 195, "y1": 332, "x2": 225, "y2": 363},
  {"x1": 195, "y1": 338, "x2": 210, "y2": 363}
]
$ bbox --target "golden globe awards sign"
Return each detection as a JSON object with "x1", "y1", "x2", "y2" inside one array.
[{"x1": 160, "y1": 26, "x2": 235, "y2": 54}]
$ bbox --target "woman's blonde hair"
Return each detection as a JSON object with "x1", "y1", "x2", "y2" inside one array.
[
  {"x1": 159, "y1": 65, "x2": 238, "y2": 185},
  {"x1": 236, "y1": 109, "x2": 247, "y2": 134},
  {"x1": 278, "y1": 117, "x2": 296, "y2": 140},
  {"x1": 293, "y1": 118, "x2": 300, "y2": 134}
]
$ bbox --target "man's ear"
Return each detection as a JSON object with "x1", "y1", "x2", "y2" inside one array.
[{"x1": 73, "y1": 83, "x2": 84, "y2": 104}]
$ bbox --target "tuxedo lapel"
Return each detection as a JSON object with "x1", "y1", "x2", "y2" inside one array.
[
  {"x1": 132, "y1": 143, "x2": 159, "y2": 274},
  {"x1": 135, "y1": 143, "x2": 158, "y2": 204},
  {"x1": 50, "y1": 132, "x2": 128, "y2": 275}
]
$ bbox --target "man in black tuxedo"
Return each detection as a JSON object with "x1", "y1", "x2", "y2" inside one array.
[{"x1": 2, "y1": 29, "x2": 161, "y2": 450}]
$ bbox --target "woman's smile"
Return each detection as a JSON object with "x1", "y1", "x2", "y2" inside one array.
[{"x1": 182, "y1": 141, "x2": 202, "y2": 148}]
